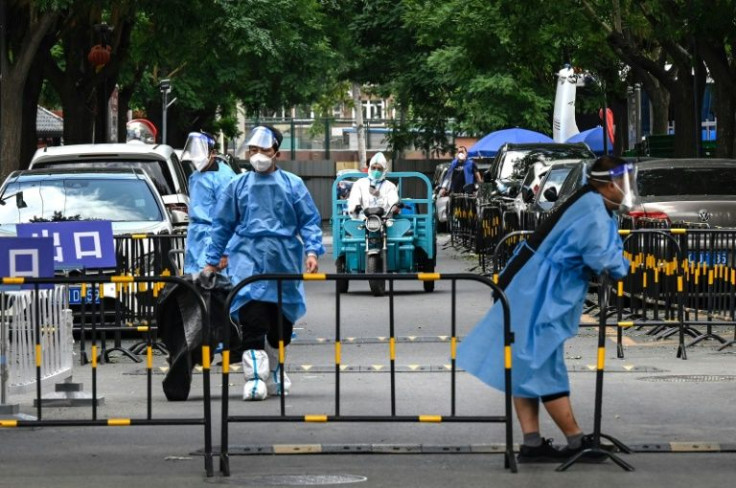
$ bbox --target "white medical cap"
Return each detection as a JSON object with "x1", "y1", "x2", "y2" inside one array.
[{"x1": 369, "y1": 152, "x2": 387, "y2": 170}]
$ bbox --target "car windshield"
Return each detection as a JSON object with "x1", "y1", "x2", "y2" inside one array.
[
  {"x1": 31, "y1": 159, "x2": 175, "y2": 195},
  {"x1": 638, "y1": 168, "x2": 736, "y2": 197},
  {"x1": 499, "y1": 148, "x2": 592, "y2": 180},
  {"x1": 0, "y1": 177, "x2": 163, "y2": 224}
]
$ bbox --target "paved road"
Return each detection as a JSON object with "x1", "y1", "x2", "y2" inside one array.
[{"x1": 2, "y1": 234, "x2": 735, "y2": 487}]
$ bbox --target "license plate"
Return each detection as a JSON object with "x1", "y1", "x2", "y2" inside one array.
[
  {"x1": 68, "y1": 285, "x2": 101, "y2": 305},
  {"x1": 687, "y1": 251, "x2": 729, "y2": 266}
]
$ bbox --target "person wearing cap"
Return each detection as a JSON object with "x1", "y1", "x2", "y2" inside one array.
[
  {"x1": 204, "y1": 125, "x2": 325, "y2": 401},
  {"x1": 181, "y1": 131, "x2": 237, "y2": 275},
  {"x1": 347, "y1": 152, "x2": 400, "y2": 219},
  {"x1": 458, "y1": 155, "x2": 633, "y2": 463}
]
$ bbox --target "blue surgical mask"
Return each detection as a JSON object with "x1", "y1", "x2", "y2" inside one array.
[{"x1": 369, "y1": 170, "x2": 383, "y2": 181}]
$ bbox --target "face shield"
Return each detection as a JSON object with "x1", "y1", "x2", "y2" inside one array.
[
  {"x1": 589, "y1": 162, "x2": 638, "y2": 211},
  {"x1": 181, "y1": 132, "x2": 211, "y2": 171},
  {"x1": 245, "y1": 126, "x2": 278, "y2": 150}
]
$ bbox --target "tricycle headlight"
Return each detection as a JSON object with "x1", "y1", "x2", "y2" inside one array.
[{"x1": 365, "y1": 215, "x2": 382, "y2": 232}]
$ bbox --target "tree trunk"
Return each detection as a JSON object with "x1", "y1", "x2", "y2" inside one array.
[
  {"x1": 117, "y1": 85, "x2": 134, "y2": 142},
  {"x1": 0, "y1": 76, "x2": 25, "y2": 181},
  {"x1": 20, "y1": 61, "x2": 46, "y2": 169},
  {"x1": 713, "y1": 82, "x2": 736, "y2": 158},
  {"x1": 669, "y1": 87, "x2": 697, "y2": 157},
  {"x1": 352, "y1": 82, "x2": 366, "y2": 168},
  {"x1": 635, "y1": 69, "x2": 670, "y2": 135},
  {"x1": 0, "y1": 9, "x2": 59, "y2": 179}
]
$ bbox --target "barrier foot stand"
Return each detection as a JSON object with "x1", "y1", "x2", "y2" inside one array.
[
  {"x1": 676, "y1": 342, "x2": 688, "y2": 360},
  {"x1": 0, "y1": 403, "x2": 37, "y2": 421},
  {"x1": 103, "y1": 346, "x2": 142, "y2": 364},
  {"x1": 686, "y1": 332, "x2": 727, "y2": 348},
  {"x1": 504, "y1": 449, "x2": 518, "y2": 473},
  {"x1": 599, "y1": 432, "x2": 633, "y2": 454},
  {"x1": 205, "y1": 453, "x2": 214, "y2": 478},
  {"x1": 717, "y1": 339, "x2": 736, "y2": 351},
  {"x1": 556, "y1": 446, "x2": 634, "y2": 472},
  {"x1": 33, "y1": 377, "x2": 104, "y2": 408},
  {"x1": 219, "y1": 454, "x2": 230, "y2": 477},
  {"x1": 659, "y1": 325, "x2": 699, "y2": 340},
  {"x1": 129, "y1": 340, "x2": 168, "y2": 356},
  {"x1": 616, "y1": 342, "x2": 625, "y2": 359}
]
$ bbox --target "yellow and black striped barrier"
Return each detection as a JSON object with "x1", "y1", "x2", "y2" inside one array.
[
  {"x1": 0, "y1": 274, "x2": 215, "y2": 477},
  {"x1": 217, "y1": 272, "x2": 516, "y2": 476}
]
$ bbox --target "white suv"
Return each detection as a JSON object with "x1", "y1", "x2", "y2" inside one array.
[{"x1": 30, "y1": 143, "x2": 190, "y2": 226}]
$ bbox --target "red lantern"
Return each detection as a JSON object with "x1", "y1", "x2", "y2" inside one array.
[{"x1": 87, "y1": 44, "x2": 111, "y2": 68}]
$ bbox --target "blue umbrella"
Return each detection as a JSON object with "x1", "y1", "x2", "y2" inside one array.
[
  {"x1": 566, "y1": 126, "x2": 611, "y2": 155},
  {"x1": 467, "y1": 128, "x2": 554, "y2": 158}
]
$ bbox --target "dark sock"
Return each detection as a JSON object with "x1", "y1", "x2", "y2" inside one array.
[
  {"x1": 567, "y1": 432, "x2": 584, "y2": 449},
  {"x1": 523, "y1": 432, "x2": 542, "y2": 447}
]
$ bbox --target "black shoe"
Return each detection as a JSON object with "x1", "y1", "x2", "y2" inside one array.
[
  {"x1": 559, "y1": 434, "x2": 611, "y2": 463},
  {"x1": 517, "y1": 438, "x2": 566, "y2": 463}
]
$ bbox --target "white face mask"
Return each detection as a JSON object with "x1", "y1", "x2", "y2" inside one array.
[
  {"x1": 457, "y1": 153, "x2": 467, "y2": 162},
  {"x1": 250, "y1": 153, "x2": 273, "y2": 173}
]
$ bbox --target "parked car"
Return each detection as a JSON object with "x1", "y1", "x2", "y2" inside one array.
[
  {"x1": 624, "y1": 158, "x2": 736, "y2": 228},
  {"x1": 29, "y1": 143, "x2": 190, "y2": 226},
  {"x1": 0, "y1": 168, "x2": 177, "y2": 324},
  {"x1": 479, "y1": 143, "x2": 595, "y2": 204},
  {"x1": 0, "y1": 168, "x2": 173, "y2": 236}
]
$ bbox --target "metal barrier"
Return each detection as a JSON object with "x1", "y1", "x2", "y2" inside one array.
[
  {"x1": 449, "y1": 194, "x2": 478, "y2": 251},
  {"x1": 218, "y1": 272, "x2": 516, "y2": 475},
  {"x1": 476, "y1": 202, "x2": 529, "y2": 275},
  {"x1": 615, "y1": 228, "x2": 736, "y2": 355},
  {"x1": 0, "y1": 274, "x2": 214, "y2": 477},
  {"x1": 1, "y1": 286, "x2": 72, "y2": 396},
  {"x1": 557, "y1": 273, "x2": 634, "y2": 471},
  {"x1": 67, "y1": 232, "x2": 187, "y2": 364}
]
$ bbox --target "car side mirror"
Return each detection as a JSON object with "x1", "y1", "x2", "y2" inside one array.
[
  {"x1": 543, "y1": 187, "x2": 558, "y2": 202},
  {"x1": 169, "y1": 209, "x2": 189, "y2": 225},
  {"x1": 521, "y1": 186, "x2": 534, "y2": 203},
  {"x1": 16, "y1": 192, "x2": 27, "y2": 209}
]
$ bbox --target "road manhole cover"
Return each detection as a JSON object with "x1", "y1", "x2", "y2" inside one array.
[
  {"x1": 209, "y1": 474, "x2": 367, "y2": 486},
  {"x1": 638, "y1": 375, "x2": 736, "y2": 383}
]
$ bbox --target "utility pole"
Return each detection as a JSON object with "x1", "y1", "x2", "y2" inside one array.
[{"x1": 159, "y1": 79, "x2": 176, "y2": 145}]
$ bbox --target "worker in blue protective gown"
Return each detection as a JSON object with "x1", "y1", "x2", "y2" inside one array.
[
  {"x1": 204, "y1": 125, "x2": 324, "y2": 401},
  {"x1": 181, "y1": 131, "x2": 236, "y2": 275},
  {"x1": 458, "y1": 155, "x2": 634, "y2": 464}
]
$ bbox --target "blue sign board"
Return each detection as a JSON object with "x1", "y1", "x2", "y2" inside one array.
[
  {"x1": 0, "y1": 237, "x2": 54, "y2": 290},
  {"x1": 16, "y1": 221, "x2": 116, "y2": 270}
]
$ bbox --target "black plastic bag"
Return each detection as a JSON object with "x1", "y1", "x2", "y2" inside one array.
[{"x1": 156, "y1": 272, "x2": 240, "y2": 401}]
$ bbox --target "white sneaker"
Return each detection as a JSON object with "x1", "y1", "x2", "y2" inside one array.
[
  {"x1": 264, "y1": 342, "x2": 292, "y2": 396},
  {"x1": 242, "y1": 349, "x2": 269, "y2": 401}
]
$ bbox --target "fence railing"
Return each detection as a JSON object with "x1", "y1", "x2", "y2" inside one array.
[
  {"x1": 217, "y1": 272, "x2": 517, "y2": 476},
  {"x1": 1, "y1": 286, "x2": 72, "y2": 396},
  {"x1": 0, "y1": 274, "x2": 214, "y2": 478}
]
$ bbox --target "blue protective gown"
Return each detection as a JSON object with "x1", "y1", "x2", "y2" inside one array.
[
  {"x1": 457, "y1": 189, "x2": 628, "y2": 398},
  {"x1": 205, "y1": 168, "x2": 325, "y2": 323},
  {"x1": 183, "y1": 161, "x2": 236, "y2": 274}
]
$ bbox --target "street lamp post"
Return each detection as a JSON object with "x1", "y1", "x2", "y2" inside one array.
[{"x1": 159, "y1": 79, "x2": 177, "y2": 145}]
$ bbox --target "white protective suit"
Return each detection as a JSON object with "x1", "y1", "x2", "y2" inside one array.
[{"x1": 347, "y1": 177, "x2": 400, "y2": 219}]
